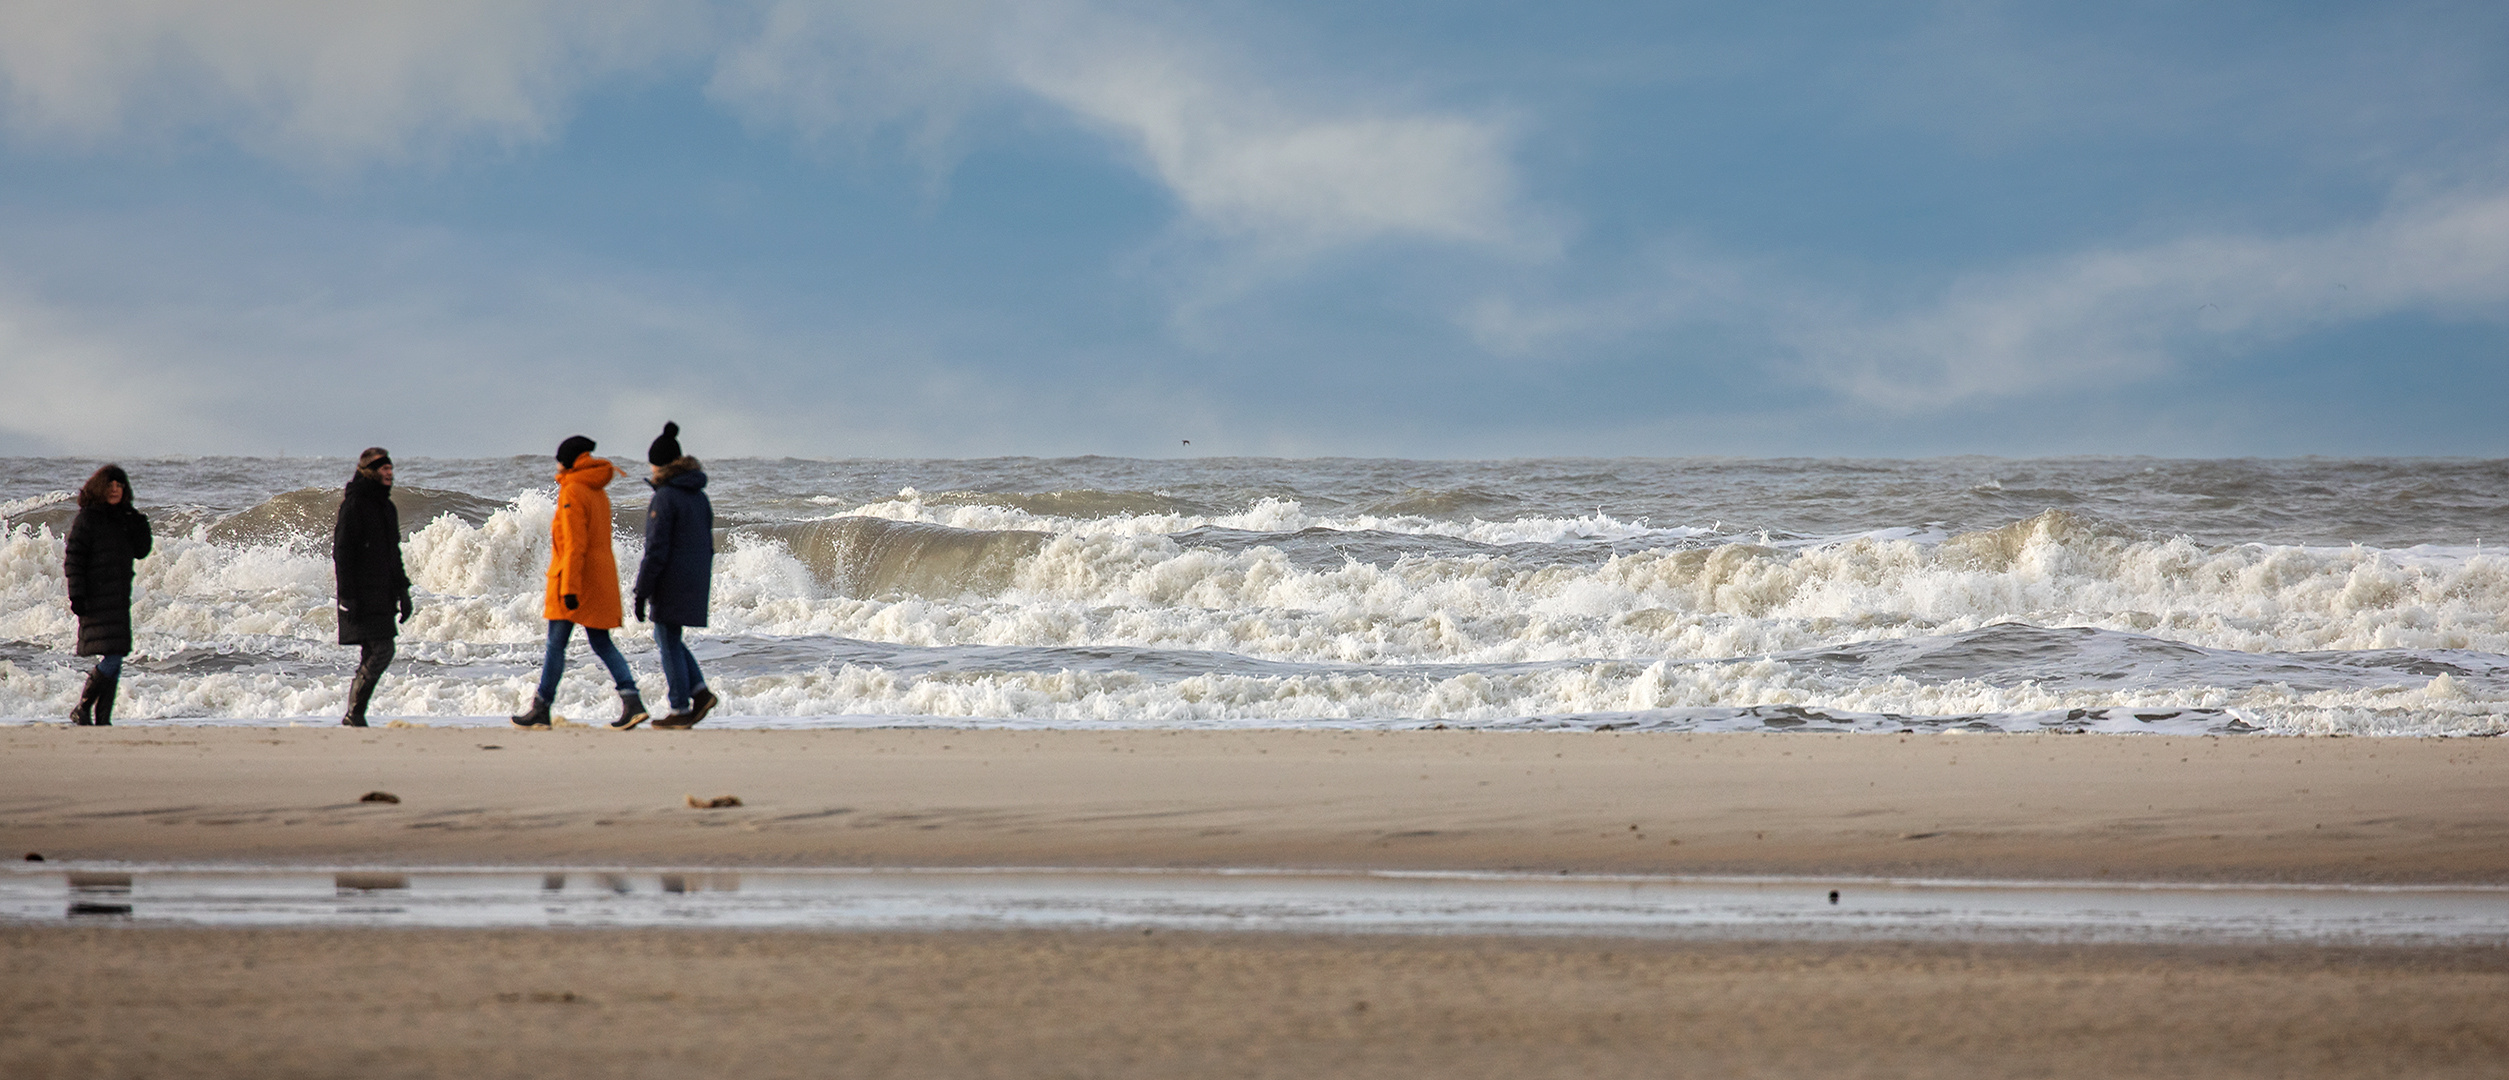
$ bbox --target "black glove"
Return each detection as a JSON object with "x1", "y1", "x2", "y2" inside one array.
[
  {"x1": 564, "y1": 593, "x2": 578, "y2": 611},
  {"x1": 397, "y1": 593, "x2": 414, "y2": 624},
  {"x1": 633, "y1": 595, "x2": 647, "y2": 623}
]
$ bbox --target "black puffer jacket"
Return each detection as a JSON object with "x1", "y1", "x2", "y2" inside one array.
[
  {"x1": 332, "y1": 473, "x2": 410, "y2": 644},
  {"x1": 64, "y1": 502, "x2": 153, "y2": 656}
]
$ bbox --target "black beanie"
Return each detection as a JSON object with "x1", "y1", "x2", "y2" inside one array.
[
  {"x1": 556, "y1": 435, "x2": 596, "y2": 468},
  {"x1": 648, "y1": 421, "x2": 682, "y2": 467}
]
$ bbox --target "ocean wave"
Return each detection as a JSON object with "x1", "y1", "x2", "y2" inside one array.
[
  {"x1": 203, "y1": 485, "x2": 513, "y2": 547},
  {"x1": 5, "y1": 487, "x2": 2509, "y2": 732}
]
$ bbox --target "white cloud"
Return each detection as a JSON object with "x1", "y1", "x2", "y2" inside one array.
[
  {"x1": 712, "y1": 0, "x2": 1540, "y2": 255},
  {"x1": 0, "y1": 0, "x2": 1539, "y2": 253},
  {"x1": 1001, "y1": 9, "x2": 1529, "y2": 252},
  {"x1": 1791, "y1": 189, "x2": 2509, "y2": 408},
  {"x1": 1466, "y1": 188, "x2": 2509, "y2": 409},
  {"x1": 0, "y1": 300, "x2": 230, "y2": 453},
  {"x1": 0, "y1": 0, "x2": 695, "y2": 164}
]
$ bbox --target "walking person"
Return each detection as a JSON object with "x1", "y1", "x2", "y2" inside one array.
[
  {"x1": 332, "y1": 448, "x2": 413, "y2": 727},
  {"x1": 63, "y1": 464, "x2": 153, "y2": 725},
  {"x1": 629, "y1": 422, "x2": 720, "y2": 729},
  {"x1": 512, "y1": 435, "x2": 647, "y2": 729}
]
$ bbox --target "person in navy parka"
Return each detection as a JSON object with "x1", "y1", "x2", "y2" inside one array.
[{"x1": 629, "y1": 422, "x2": 719, "y2": 729}]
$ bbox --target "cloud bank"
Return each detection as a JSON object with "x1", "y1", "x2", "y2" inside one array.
[{"x1": 0, "y1": 0, "x2": 697, "y2": 165}]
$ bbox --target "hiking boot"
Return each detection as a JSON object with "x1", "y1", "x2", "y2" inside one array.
[
  {"x1": 510, "y1": 696, "x2": 552, "y2": 729},
  {"x1": 610, "y1": 690, "x2": 650, "y2": 731},
  {"x1": 340, "y1": 713, "x2": 368, "y2": 728},
  {"x1": 688, "y1": 686, "x2": 719, "y2": 724}
]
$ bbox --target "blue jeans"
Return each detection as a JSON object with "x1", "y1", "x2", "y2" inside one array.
[
  {"x1": 93, "y1": 654, "x2": 123, "y2": 678},
  {"x1": 536, "y1": 620, "x2": 636, "y2": 703},
  {"x1": 654, "y1": 622, "x2": 706, "y2": 711}
]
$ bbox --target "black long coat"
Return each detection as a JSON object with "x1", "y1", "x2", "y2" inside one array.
[
  {"x1": 64, "y1": 502, "x2": 153, "y2": 656},
  {"x1": 331, "y1": 473, "x2": 410, "y2": 644},
  {"x1": 633, "y1": 466, "x2": 713, "y2": 627}
]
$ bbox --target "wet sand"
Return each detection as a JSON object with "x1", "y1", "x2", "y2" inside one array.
[
  {"x1": 5, "y1": 926, "x2": 2506, "y2": 1079},
  {"x1": 1, "y1": 726, "x2": 2504, "y2": 882},
  {"x1": 4, "y1": 726, "x2": 2506, "y2": 1078}
]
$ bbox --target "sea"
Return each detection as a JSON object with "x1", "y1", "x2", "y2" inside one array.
[{"x1": 2, "y1": 455, "x2": 2504, "y2": 735}]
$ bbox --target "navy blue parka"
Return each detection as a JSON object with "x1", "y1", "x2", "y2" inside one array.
[{"x1": 634, "y1": 461, "x2": 713, "y2": 626}]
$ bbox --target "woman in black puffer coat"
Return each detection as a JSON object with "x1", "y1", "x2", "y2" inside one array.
[
  {"x1": 63, "y1": 464, "x2": 153, "y2": 726},
  {"x1": 332, "y1": 448, "x2": 413, "y2": 727}
]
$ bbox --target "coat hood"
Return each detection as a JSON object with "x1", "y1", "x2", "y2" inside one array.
[
  {"x1": 650, "y1": 456, "x2": 706, "y2": 491},
  {"x1": 556, "y1": 455, "x2": 616, "y2": 489}
]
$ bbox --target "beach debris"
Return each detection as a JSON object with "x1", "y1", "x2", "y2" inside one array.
[
  {"x1": 479, "y1": 744, "x2": 502, "y2": 750},
  {"x1": 22, "y1": 852, "x2": 41, "y2": 862},
  {"x1": 551, "y1": 715, "x2": 592, "y2": 728},
  {"x1": 384, "y1": 719, "x2": 423, "y2": 729},
  {"x1": 360, "y1": 791, "x2": 401, "y2": 804},
  {"x1": 686, "y1": 794, "x2": 743, "y2": 809},
  {"x1": 1829, "y1": 890, "x2": 1841, "y2": 904}
]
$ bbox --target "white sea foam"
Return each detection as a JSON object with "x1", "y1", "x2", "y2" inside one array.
[{"x1": 3, "y1": 481, "x2": 2506, "y2": 733}]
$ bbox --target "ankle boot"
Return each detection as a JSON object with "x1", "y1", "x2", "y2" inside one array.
[
  {"x1": 609, "y1": 689, "x2": 650, "y2": 731},
  {"x1": 92, "y1": 674, "x2": 119, "y2": 727},
  {"x1": 510, "y1": 696, "x2": 552, "y2": 729},
  {"x1": 69, "y1": 671, "x2": 103, "y2": 725}
]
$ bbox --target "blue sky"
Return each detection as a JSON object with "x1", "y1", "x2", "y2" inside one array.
[{"x1": 0, "y1": 0, "x2": 2503, "y2": 459}]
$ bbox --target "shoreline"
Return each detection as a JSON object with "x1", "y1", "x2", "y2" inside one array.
[
  {"x1": 9, "y1": 726, "x2": 2508, "y2": 1077},
  {"x1": 5, "y1": 726, "x2": 2503, "y2": 884}
]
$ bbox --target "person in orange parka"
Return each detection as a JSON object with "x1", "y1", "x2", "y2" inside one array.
[{"x1": 511, "y1": 435, "x2": 648, "y2": 729}]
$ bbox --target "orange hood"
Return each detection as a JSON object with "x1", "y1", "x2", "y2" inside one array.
[{"x1": 556, "y1": 456, "x2": 617, "y2": 489}]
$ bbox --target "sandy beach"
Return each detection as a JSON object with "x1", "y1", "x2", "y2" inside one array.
[
  {"x1": 2, "y1": 727, "x2": 2504, "y2": 881},
  {"x1": 5, "y1": 727, "x2": 2506, "y2": 1078}
]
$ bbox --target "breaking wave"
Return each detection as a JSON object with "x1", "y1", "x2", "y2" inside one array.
[{"x1": 0, "y1": 462, "x2": 2504, "y2": 734}]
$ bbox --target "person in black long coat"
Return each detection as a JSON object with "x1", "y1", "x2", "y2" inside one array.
[
  {"x1": 63, "y1": 464, "x2": 153, "y2": 726},
  {"x1": 332, "y1": 448, "x2": 414, "y2": 727},
  {"x1": 632, "y1": 422, "x2": 719, "y2": 729}
]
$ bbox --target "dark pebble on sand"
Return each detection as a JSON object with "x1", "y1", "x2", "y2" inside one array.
[
  {"x1": 23, "y1": 852, "x2": 42, "y2": 862},
  {"x1": 360, "y1": 791, "x2": 400, "y2": 804}
]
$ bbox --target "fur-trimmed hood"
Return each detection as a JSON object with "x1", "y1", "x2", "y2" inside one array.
[{"x1": 650, "y1": 456, "x2": 705, "y2": 488}]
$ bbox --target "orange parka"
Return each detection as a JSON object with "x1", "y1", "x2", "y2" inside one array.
[{"x1": 543, "y1": 456, "x2": 623, "y2": 628}]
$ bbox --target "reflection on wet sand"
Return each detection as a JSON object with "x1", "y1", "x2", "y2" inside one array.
[{"x1": 8, "y1": 866, "x2": 2506, "y2": 945}]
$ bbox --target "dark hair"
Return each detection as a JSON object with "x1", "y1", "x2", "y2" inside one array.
[{"x1": 77, "y1": 464, "x2": 132, "y2": 509}]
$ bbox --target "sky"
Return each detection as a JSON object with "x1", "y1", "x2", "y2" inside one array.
[{"x1": 0, "y1": 0, "x2": 2503, "y2": 460}]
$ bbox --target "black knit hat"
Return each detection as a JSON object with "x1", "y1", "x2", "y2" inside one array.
[
  {"x1": 556, "y1": 435, "x2": 596, "y2": 468},
  {"x1": 647, "y1": 421, "x2": 682, "y2": 467}
]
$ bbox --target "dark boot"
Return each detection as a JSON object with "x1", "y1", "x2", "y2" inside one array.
[
  {"x1": 92, "y1": 673, "x2": 119, "y2": 727},
  {"x1": 343, "y1": 656, "x2": 386, "y2": 728},
  {"x1": 510, "y1": 696, "x2": 551, "y2": 729},
  {"x1": 652, "y1": 687, "x2": 715, "y2": 730},
  {"x1": 69, "y1": 671, "x2": 103, "y2": 726},
  {"x1": 609, "y1": 689, "x2": 649, "y2": 731}
]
